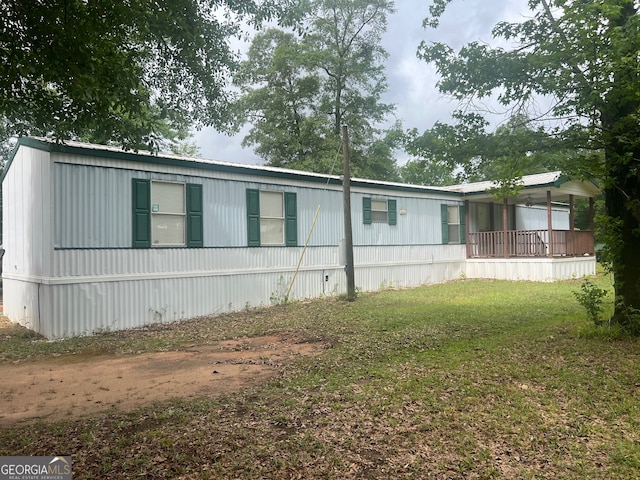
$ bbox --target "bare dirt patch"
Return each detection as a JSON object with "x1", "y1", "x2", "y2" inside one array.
[{"x1": 0, "y1": 334, "x2": 316, "y2": 425}]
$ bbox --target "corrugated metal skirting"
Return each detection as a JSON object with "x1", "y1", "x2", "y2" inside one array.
[{"x1": 28, "y1": 244, "x2": 468, "y2": 338}]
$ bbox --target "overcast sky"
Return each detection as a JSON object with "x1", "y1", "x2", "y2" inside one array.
[{"x1": 192, "y1": 0, "x2": 531, "y2": 164}]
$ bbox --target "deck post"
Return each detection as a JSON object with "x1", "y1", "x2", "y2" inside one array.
[
  {"x1": 465, "y1": 200, "x2": 470, "y2": 258},
  {"x1": 569, "y1": 194, "x2": 575, "y2": 231},
  {"x1": 503, "y1": 198, "x2": 509, "y2": 258},
  {"x1": 547, "y1": 190, "x2": 553, "y2": 257}
]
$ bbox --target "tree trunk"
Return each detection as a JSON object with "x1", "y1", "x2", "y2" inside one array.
[
  {"x1": 604, "y1": 172, "x2": 640, "y2": 324},
  {"x1": 602, "y1": 1, "x2": 640, "y2": 327}
]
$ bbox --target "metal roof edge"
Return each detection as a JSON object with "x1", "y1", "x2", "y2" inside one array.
[
  {"x1": 458, "y1": 171, "x2": 601, "y2": 197},
  {"x1": 12, "y1": 137, "x2": 346, "y2": 186},
  {"x1": 8, "y1": 137, "x2": 461, "y2": 197}
]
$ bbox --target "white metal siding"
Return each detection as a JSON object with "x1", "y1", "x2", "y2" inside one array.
[
  {"x1": 3, "y1": 147, "x2": 53, "y2": 277},
  {"x1": 352, "y1": 194, "x2": 459, "y2": 246},
  {"x1": 53, "y1": 161, "x2": 346, "y2": 248},
  {"x1": 466, "y1": 257, "x2": 595, "y2": 282},
  {"x1": 2, "y1": 146, "x2": 54, "y2": 332},
  {"x1": 516, "y1": 205, "x2": 570, "y2": 230},
  {"x1": 55, "y1": 163, "x2": 132, "y2": 248},
  {"x1": 52, "y1": 246, "x2": 339, "y2": 278},
  {"x1": 45, "y1": 271, "x2": 342, "y2": 338},
  {"x1": 468, "y1": 203, "x2": 570, "y2": 232},
  {"x1": 2, "y1": 279, "x2": 43, "y2": 333},
  {"x1": 52, "y1": 244, "x2": 464, "y2": 278},
  {"x1": 40, "y1": 244, "x2": 466, "y2": 337},
  {"x1": 53, "y1": 159, "x2": 457, "y2": 250}
]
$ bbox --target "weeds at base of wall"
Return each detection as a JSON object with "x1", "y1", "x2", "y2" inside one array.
[
  {"x1": 149, "y1": 307, "x2": 167, "y2": 324},
  {"x1": 270, "y1": 275, "x2": 291, "y2": 306},
  {"x1": 92, "y1": 316, "x2": 123, "y2": 336},
  {"x1": 92, "y1": 326, "x2": 112, "y2": 336},
  {"x1": 337, "y1": 286, "x2": 360, "y2": 301},
  {"x1": 379, "y1": 280, "x2": 399, "y2": 290}
]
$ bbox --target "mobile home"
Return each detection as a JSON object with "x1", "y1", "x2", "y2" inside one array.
[{"x1": 1, "y1": 138, "x2": 599, "y2": 338}]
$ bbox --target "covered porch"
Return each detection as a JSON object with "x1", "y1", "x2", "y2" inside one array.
[
  {"x1": 447, "y1": 172, "x2": 600, "y2": 281},
  {"x1": 468, "y1": 226, "x2": 595, "y2": 258}
]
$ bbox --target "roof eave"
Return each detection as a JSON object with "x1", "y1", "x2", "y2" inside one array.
[{"x1": 5, "y1": 137, "x2": 461, "y2": 197}]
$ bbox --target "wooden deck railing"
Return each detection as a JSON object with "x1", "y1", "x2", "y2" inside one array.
[{"x1": 467, "y1": 230, "x2": 595, "y2": 258}]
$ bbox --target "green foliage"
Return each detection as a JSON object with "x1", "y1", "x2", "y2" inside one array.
[
  {"x1": 0, "y1": 120, "x2": 16, "y2": 171},
  {"x1": 573, "y1": 197, "x2": 605, "y2": 232},
  {"x1": 404, "y1": 111, "x2": 572, "y2": 189},
  {"x1": 399, "y1": 157, "x2": 456, "y2": 186},
  {"x1": 399, "y1": 127, "x2": 457, "y2": 186},
  {"x1": 0, "y1": 0, "x2": 281, "y2": 152},
  {"x1": 594, "y1": 213, "x2": 623, "y2": 273},
  {"x1": 574, "y1": 279, "x2": 608, "y2": 326},
  {"x1": 612, "y1": 299, "x2": 640, "y2": 337},
  {"x1": 168, "y1": 139, "x2": 201, "y2": 158},
  {"x1": 233, "y1": 0, "x2": 399, "y2": 181},
  {"x1": 418, "y1": 0, "x2": 640, "y2": 328}
]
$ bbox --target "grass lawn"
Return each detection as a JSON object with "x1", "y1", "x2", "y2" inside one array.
[{"x1": 1, "y1": 271, "x2": 639, "y2": 479}]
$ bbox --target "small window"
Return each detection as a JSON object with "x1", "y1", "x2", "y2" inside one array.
[
  {"x1": 151, "y1": 181, "x2": 185, "y2": 246},
  {"x1": 246, "y1": 189, "x2": 297, "y2": 247},
  {"x1": 448, "y1": 205, "x2": 460, "y2": 244},
  {"x1": 371, "y1": 199, "x2": 388, "y2": 223},
  {"x1": 133, "y1": 179, "x2": 202, "y2": 249},
  {"x1": 260, "y1": 190, "x2": 285, "y2": 245},
  {"x1": 441, "y1": 204, "x2": 465, "y2": 245},
  {"x1": 363, "y1": 197, "x2": 397, "y2": 225}
]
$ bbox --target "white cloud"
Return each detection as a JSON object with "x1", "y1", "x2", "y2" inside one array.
[{"x1": 192, "y1": 126, "x2": 260, "y2": 164}]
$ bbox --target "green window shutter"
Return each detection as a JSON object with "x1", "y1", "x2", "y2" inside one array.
[
  {"x1": 246, "y1": 189, "x2": 260, "y2": 246},
  {"x1": 186, "y1": 183, "x2": 203, "y2": 248},
  {"x1": 363, "y1": 197, "x2": 372, "y2": 224},
  {"x1": 132, "y1": 179, "x2": 151, "y2": 248},
  {"x1": 388, "y1": 199, "x2": 397, "y2": 225},
  {"x1": 459, "y1": 204, "x2": 466, "y2": 244},
  {"x1": 284, "y1": 192, "x2": 297, "y2": 246},
  {"x1": 441, "y1": 204, "x2": 449, "y2": 245}
]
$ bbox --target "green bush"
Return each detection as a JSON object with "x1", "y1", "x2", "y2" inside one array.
[{"x1": 574, "y1": 279, "x2": 608, "y2": 326}]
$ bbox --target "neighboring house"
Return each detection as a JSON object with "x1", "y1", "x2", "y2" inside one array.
[{"x1": 1, "y1": 138, "x2": 600, "y2": 338}]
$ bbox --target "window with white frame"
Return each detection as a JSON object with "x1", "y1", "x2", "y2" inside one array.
[
  {"x1": 447, "y1": 205, "x2": 460, "y2": 244},
  {"x1": 132, "y1": 179, "x2": 202, "y2": 249},
  {"x1": 151, "y1": 181, "x2": 186, "y2": 246},
  {"x1": 260, "y1": 190, "x2": 285, "y2": 245},
  {"x1": 246, "y1": 189, "x2": 297, "y2": 247},
  {"x1": 371, "y1": 199, "x2": 389, "y2": 223},
  {"x1": 440, "y1": 203, "x2": 465, "y2": 245},
  {"x1": 363, "y1": 197, "x2": 397, "y2": 225}
]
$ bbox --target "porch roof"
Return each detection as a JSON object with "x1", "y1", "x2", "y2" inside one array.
[{"x1": 441, "y1": 171, "x2": 600, "y2": 204}]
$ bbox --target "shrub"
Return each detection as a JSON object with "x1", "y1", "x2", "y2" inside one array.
[{"x1": 574, "y1": 279, "x2": 608, "y2": 326}]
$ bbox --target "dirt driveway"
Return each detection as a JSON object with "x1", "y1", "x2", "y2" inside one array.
[{"x1": 0, "y1": 334, "x2": 316, "y2": 425}]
